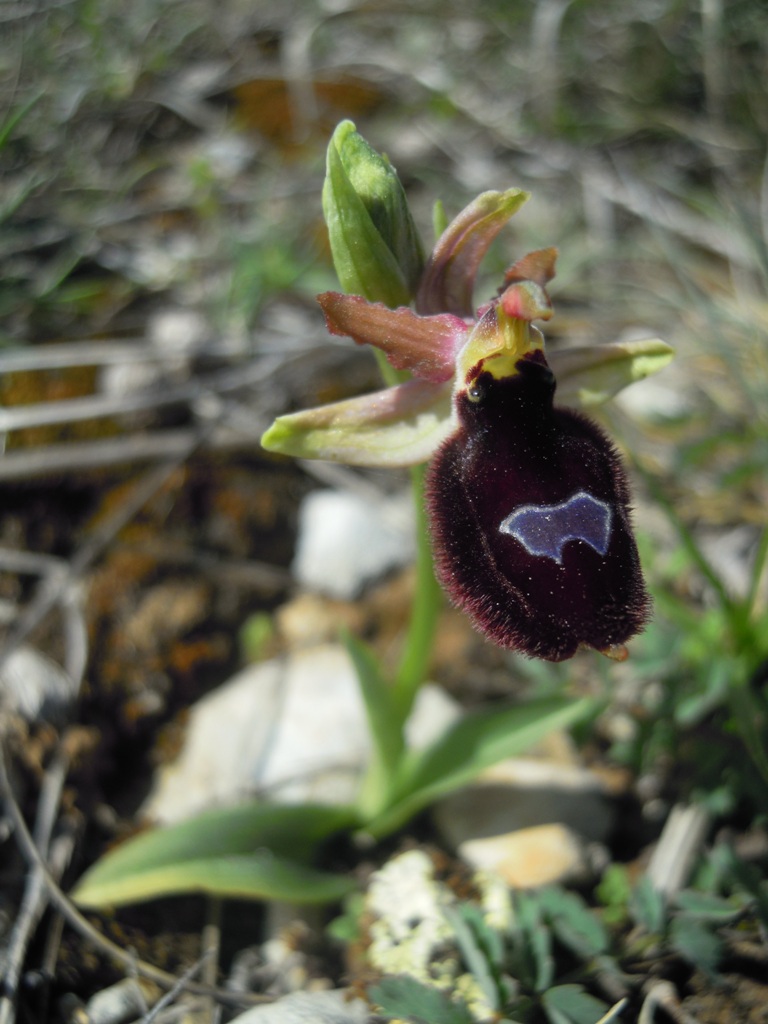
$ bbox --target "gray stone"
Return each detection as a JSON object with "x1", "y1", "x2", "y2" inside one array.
[{"x1": 292, "y1": 488, "x2": 415, "y2": 600}]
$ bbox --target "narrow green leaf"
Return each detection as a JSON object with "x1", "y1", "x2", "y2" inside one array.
[
  {"x1": 370, "y1": 976, "x2": 474, "y2": 1024},
  {"x1": 73, "y1": 849, "x2": 355, "y2": 908},
  {"x1": 342, "y1": 630, "x2": 404, "y2": 818},
  {"x1": 444, "y1": 905, "x2": 505, "y2": 1012},
  {"x1": 542, "y1": 985, "x2": 609, "y2": 1024},
  {"x1": 0, "y1": 91, "x2": 42, "y2": 152},
  {"x1": 72, "y1": 802, "x2": 358, "y2": 906},
  {"x1": 513, "y1": 891, "x2": 554, "y2": 993},
  {"x1": 629, "y1": 876, "x2": 666, "y2": 935},
  {"x1": 365, "y1": 697, "x2": 595, "y2": 838},
  {"x1": 673, "y1": 890, "x2": 740, "y2": 922},
  {"x1": 729, "y1": 680, "x2": 768, "y2": 788}
]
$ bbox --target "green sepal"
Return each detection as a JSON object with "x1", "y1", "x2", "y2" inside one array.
[
  {"x1": 551, "y1": 338, "x2": 674, "y2": 406},
  {"x1": 261, "y1": 378, "x2": 454, "y2": 467}
]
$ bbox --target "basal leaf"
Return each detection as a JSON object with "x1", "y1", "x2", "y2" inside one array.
[
  {"x1": 73, "y1": 849, "x2": 355, "y2": 909},
  {"x1": 365, "y1": 697, "x2": 595, "y2": 838},
  {"x1": 72, "y1": 802, "x2": 357, "y2": 907}
]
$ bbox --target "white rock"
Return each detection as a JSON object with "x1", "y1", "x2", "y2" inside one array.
[
  {"x1": 0, "y1": 646, "x2": 76, "y2": 722},
  {"x1": 459, "y1": 823, "x2": 590, "y2": 888},
  {"x1": 229, "y1": 989, "x2": 369, "y2": 1024},
  {"x1": 363, "y1": 849, "x2": 506, "y2": 1022},
  {"x1": 142, "y1": 644, "x2": 458, "y2": 825},
  {"x1": 148, "y1": 307, "x2": 209, "y2": 354},
  {"x1": 433, "y1": 755, "x2": 613, "y2": 888},
  {"x1": 142, "y1": 645, "x2": 368, "y2": 823},
  {"x1": 292, "y1": 489, "x2": 415, "y2": 600}
]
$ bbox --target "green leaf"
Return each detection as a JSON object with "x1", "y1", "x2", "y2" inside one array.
[
  {"x1": 365, "y1": 697, "x2": 595, "y2": 838},
  {"x1": 323, "y1": 120, "x2": 423, "y2": 306},
  {"x1": 629, "y1": 876, "x2": 666, "y2": 935},
  {"x1": 596, "y1": 864, "x2": 632, "y2": 927},
  {"x1": 444, "y1": 905, "x2": 505, "y2": 1012},
  {"x1": 512, "y1": 891, "x2": 554, "y2": 992},
  {"x1": 551, "y1": 338, "x2": 674, "y2": 407},
  {"x1": 669, "y1": 916, "x2": 723, "y2": 973},
  {"x1": 542, "y1": 985, "x2": 609, "y2": 1024},
  {"x1": 673, "y1": 890, "x2": 740, "y2": 922},
  {"x1": 261, "y1": 378, "x2": 453, "y2": 468},
  {"x1": 73, "y1": 849, "x2": 355, "y2": 909},
  {"x1": 537, "y1": 887, "x2": 610, "y2": 959},
  {"x1": 370, "y1": 976, "x2": 474, "y2": 1024},
  {"x1": 72, "y1": 801, "x2": 358, "y2": 908},
  {"x1": 342, "y1": 630, "x2": 404, "y2": 818}
]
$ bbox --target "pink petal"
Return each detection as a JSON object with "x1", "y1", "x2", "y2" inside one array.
[
  {"x1": 416, "y1": 189, "x2": 529, "y2": 317},
  {"x1": 318, "y1": 292, "x2": 467, "y2": 383}
]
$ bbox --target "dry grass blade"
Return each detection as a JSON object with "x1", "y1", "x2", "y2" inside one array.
[{"x1": 0, "y1": 749, "x2": 71, "y2": 1024}]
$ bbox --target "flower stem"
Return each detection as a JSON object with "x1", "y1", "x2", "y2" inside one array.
[{"x1": 393, "y1": 462, "x2": 442, "y2": 721}]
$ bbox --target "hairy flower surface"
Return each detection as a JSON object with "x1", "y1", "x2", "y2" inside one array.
[{"x1": 262, "y1": 130, "x2": 671, "y2": 659}]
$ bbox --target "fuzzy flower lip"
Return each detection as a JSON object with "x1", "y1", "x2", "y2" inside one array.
[{"x1": 261, "y1": 190, "x2": 672, "y2": 468}]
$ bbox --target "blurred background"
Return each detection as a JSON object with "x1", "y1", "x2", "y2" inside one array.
[{"x1": 1, "y1": 0, "x2": 768, "y2": 1012}]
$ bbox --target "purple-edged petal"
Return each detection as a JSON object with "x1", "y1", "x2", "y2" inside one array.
[
  {"x1": 499, "y1": 280, "x2": 553, "y2": 322},
  {"x1": 261, "y1": 379, "x2": 453, "y2": 467},
  {"x1": 318, "y1": 292, "x2": 467, "y2": 383},
  {"x1": 416, "y1": 189, "x2": 529, "y2": 317},
  {"x1": 503, "y1": 246, "x2": 558, "y2": 287}
]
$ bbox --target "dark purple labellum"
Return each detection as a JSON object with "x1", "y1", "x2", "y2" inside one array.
[{"x1": 426, "y1": 355, "x2": 650, "y2": 661}]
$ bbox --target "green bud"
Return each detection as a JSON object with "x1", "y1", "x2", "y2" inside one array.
[{"x1": 322, "y1": 120, "x2": 425, "y2": 307}]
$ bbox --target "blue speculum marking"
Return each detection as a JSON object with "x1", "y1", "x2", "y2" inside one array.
[{"x1": 499, "y1": 491, "x2": 613, "y2": 564}]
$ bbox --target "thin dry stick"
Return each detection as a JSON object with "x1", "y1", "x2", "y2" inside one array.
[
  {"x1": 0, "y1": 743, "x2": 269, "y2": 1009},
  {"x1": 0, "y1": 354, "x2": 280, "y2": 433},
  {"x1": 200, "y1": 900, "x2": 222, "y2": 1024},
  {"x1": 139, "y1": 949, "x2": 214, "y2": 1024},
  {"x1": 0, "y1": 750, "x2": 70, "y2": 1024}
]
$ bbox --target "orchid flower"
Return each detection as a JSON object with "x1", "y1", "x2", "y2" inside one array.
[{"x1": 262, "y1": 122, "x2": 672, "y2": 661}]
